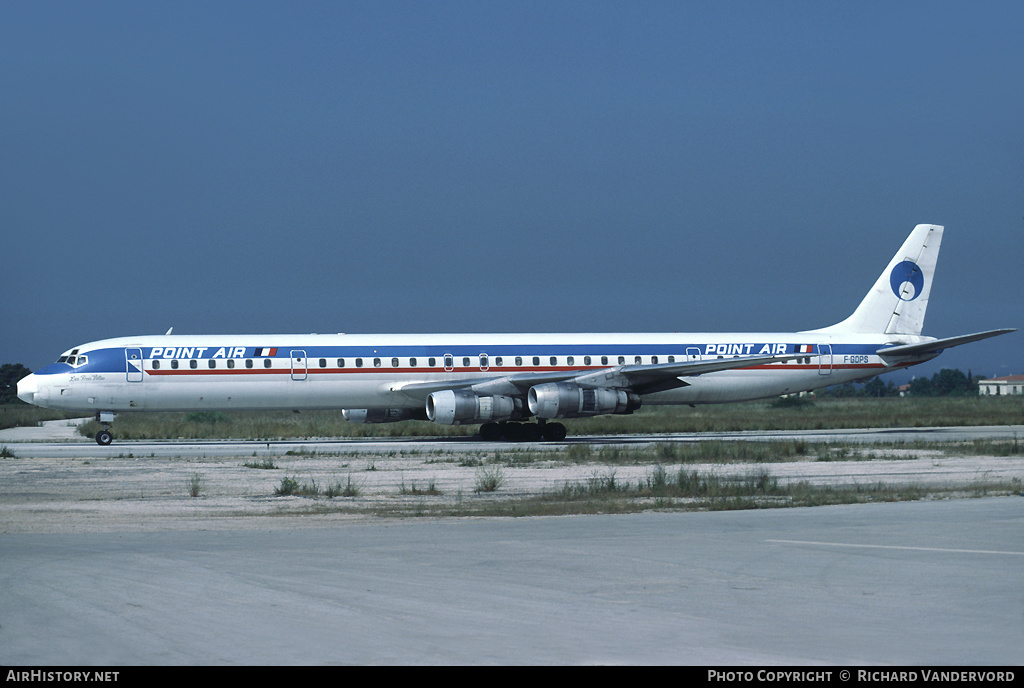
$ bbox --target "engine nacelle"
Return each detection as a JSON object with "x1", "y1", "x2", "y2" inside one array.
[
  {"x1": 527, "y1": 382, "x2": 641, "y2": 419},
  {"x1": 342, "y1": 408, "x2": 426, "y2": 424},
  {"x1": 426, "y1": 390, "x2": 521, "y2": 425}
]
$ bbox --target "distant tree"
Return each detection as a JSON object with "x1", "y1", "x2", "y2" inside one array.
[
  {"x1": 862, "y1": 377, "x2": 896, "y2": 398},
  {"x1": 827, "y1": 382, "x2": 860, "y2": 397},
  {"x1": 1, "y1": 364, "x2": 32, "y2": 405},
  {"x1": 824, "y1": 377, "x2": 898, "y2": 398},
  {"x1": 908, "y1": 376, "x2": 935, "y2": 396},
  {"x1": 931, "y1": 368, "x2": 975, "y2": 396},
  {"x1": 907, "y1": 368, "x2": 978, "y2": 397}
]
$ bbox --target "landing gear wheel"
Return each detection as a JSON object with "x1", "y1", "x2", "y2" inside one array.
[
  {"x1": 521, "y1": 423, "x2": 543, "y2": 442},
  {"x1": 479, "y1": 422, "x2": 502, "y2": 441},
  {"x1": 95, "y1": 430, "x2": 113, "y2": 446},
  {"x1": 542, "y1": 422, "x2": 567, "y2": 441},
  {"x1": 501, "y1": 422, "x2": 523, "y2": 441}
]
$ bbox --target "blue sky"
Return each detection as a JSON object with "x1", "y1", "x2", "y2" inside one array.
[{"x1": 2, "y1": 1, "x2": 1021, "y2": 380}]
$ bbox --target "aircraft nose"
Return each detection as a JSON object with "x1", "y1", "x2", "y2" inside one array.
[{"x1": 16, "y1": 374, "x2": 37, "y2": 405}]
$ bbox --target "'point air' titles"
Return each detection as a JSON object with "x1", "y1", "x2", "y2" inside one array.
[
  {"x1": 704, "y1": 343, "x2": 793, "y2": 356},
  {"x1": 148, "y1": 347, "x2": 252, "y2": 360}
]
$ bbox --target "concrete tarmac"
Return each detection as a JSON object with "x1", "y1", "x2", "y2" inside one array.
[
  {"x1": 5, "y1": 423, "x2": 1024, "y2": 458},
  {"x1": 2, "y1": 498, "x2": 1022, "y2": 665}
]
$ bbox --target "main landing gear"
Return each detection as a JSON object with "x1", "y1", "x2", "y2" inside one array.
[
  {"x1": 479, "y1": 420, "x2": 567, "y2": 442},
  {"x1": 95, "y1": 411, "x2": 115, "y2": 445}
]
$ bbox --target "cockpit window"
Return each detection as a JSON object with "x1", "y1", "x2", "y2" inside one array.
[{"x1": 58, "y1": 349, "x2": 85, "y2": 366}]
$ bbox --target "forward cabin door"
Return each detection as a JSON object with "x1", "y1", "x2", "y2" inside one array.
[
  {"x1": 126, "y1": 348, "x2": 144, "y2": 382},
  {"x1": 290, "y1": 350, "x2": 308, "y2": 381}
]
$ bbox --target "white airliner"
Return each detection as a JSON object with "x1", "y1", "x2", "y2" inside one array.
[{"x1": 17, "y1": 224, "x2": 1014, "y2": 445}]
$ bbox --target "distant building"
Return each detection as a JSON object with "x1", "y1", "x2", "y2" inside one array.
[{"x1": 978, "y1": 375, "x2": 1024, "y2": 396}]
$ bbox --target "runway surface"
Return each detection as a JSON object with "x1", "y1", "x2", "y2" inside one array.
[
  {"x1": 2, "y1": 498, "x2": 1022, "y2": 665},
  {"x1": 4, "y1": 423, "x2": 1024, "y2": 458},
  {"x1": 3, "y1": 423, "x2": 1022, "y2": 664}
]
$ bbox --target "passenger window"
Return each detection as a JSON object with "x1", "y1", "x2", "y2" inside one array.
[
  {"x1": 602, "y1": 356, "x2": 608, "y2": 365},
  {"x1": 356, "y1": 358, "x2": 363, "y2": 367},
  {"x1": 244, "y1": 359, "x2": 252, "y2": 368},
  {"x1": 567, "y1": 356, "x2": 574, "y2": 365},
  {"x1": 337, "y1": 358, "x2": 345, "y2": 367},
  {"x1": 462, "y1": 357, "x2": 470, "y2": 367},
  {"x1": 227, "y1": 359, "x2": 235, "y2": 368},
  {"x1": 584, "y1": 356, "x2": 591, "y2": 365},
  {"x1": 191, "y1": 360, "x2": 198, "y2": 369},
  {"x1": 319, "y1": 359, "x2": 327, "y2": 368},
  {"x1": 651, "y1": 356, "x2": 658, "y2": 364},
  {"x1": 392, "y1": 358, "x2": 399, "y2": 367},
  {"x1": 550, "y1": 356, "x2": 557, "y2": 366},
  {"x1": 153, "y1": 360, "x2": 161, "y2": 370},
  {"x1": 618, "y1": 356, "x2": 625, "y2": 365},
  {"x1": 429, "y1": 357, "x2": 436, "y2": 367},
  {"x1": 635, "y1": 356, "x2": 642, "y2": 365},
  {"x1": 495, "y1": 357, "x2": 503, "y2": 366},
  {"x1": 533, "y1": 357, "x2": 540, "y2": 366},
  {"x1": 515, "y1": 356, "x2": 523, "y2": 366},
  {"x1": 171, "y1": 360, "x2": 179, "y2": 370},
  {"x1": 410, "y1": 358, "x2": 417, "y2": 367},
  {"x1": 264, "y1": 358, "x2": 272, "y2": 368},
  {"x1": 208, "y1": 360, "x2": 215, "y2": 369},
  {"x1": 668, "y1": 356, "x2": 675, "y2": 363},
  {"x1": 373, "y1": 358, "x2": 381, "y2": 367}
]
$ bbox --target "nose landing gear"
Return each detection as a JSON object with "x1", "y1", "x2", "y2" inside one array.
[{"x1": 95, "y1": 411, "x2": 115, "y2": 445}]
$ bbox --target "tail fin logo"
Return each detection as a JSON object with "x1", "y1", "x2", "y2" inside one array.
[{"x1": 889, "y1": 260, "x2": 925, "y2": 301}]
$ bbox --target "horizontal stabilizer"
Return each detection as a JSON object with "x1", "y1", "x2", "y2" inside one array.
[{"x1": 876, "y1": 329, "x2": 1016, "y2": 357}]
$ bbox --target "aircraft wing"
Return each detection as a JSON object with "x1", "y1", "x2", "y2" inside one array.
[
  {"x1": 876, "y1": 329, "x2": 1016, "y2": 358},
  {"x1": 396, "y1": 353, "x2": 808, "y2": 400},
  {"x1": 571, "y1": 353, "x2": 810, "y2": 394}
]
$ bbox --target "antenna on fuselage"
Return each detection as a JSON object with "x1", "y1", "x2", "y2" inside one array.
[{"x1": 165, "y1": 327, "x2": 174, "y2": 335}]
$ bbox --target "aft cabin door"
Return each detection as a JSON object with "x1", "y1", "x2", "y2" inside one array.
[
  {"x1": 817, "y1": 344, "x2": 832, "y2": 375},
  {"x1": 290, "y1": 350, "x2": 307, "y2": 381},
  {"x1": 126, "y1": 348, "x2": 143, "y2": 382}
]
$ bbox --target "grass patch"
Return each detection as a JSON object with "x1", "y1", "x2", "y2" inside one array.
[
  {"x1": 474, "y1": 465, "x2": 506, "y2": 493},
  {"x1": 325, "y1": 475, "x2": 361, "y2": 498},
  {"x1": 399, "y1": 477, "x2": 441, "y2": 495},
  {"x1": 187, "y1": 472, "x2": 203, "y2": 498},
  {"x1": 68, "y1": 397, "x2": 1023, "y2": 441},
  {"x1": 243, "y1": 459, "x2": 278, "y2": 469},
  {"x1": 0, "y1": 405, "x2": 81, "y2": 431}
]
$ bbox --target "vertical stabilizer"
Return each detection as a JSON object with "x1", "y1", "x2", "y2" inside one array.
[{"x1": 813, "y1": 224, "x2": 942, "y2": 335}]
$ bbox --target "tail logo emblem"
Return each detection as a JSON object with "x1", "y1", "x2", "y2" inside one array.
[{"x1": 890, "y1": 260, "x2": 924, "y2": 301}]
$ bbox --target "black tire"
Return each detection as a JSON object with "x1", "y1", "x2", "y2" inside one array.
[
  {"x1": 95, "y1": 430, "x2": 113, "y2": 446},
  {"x1": 479, "y1": 422, "x2": 502, "y2": 441},
  {"x1": 521, "y1": 423, "x2": 543, "y2": 442},
  {"x1": 501, "y1": 422, "x2": 523, "y2": 441},
  {"x1": 542, "y1": 422, "x2": 567, "y2": 441}
]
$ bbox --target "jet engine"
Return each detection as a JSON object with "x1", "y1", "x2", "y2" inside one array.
[
  {"x1": 426, "y1": 390, "x2": 522, "y2": 425},
  {"x1": 342, "y1": 408, "x2": 426, "y2": 424},
  {"x1": 527, "y1": 382, "x2": 641, "y2": 419}
]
